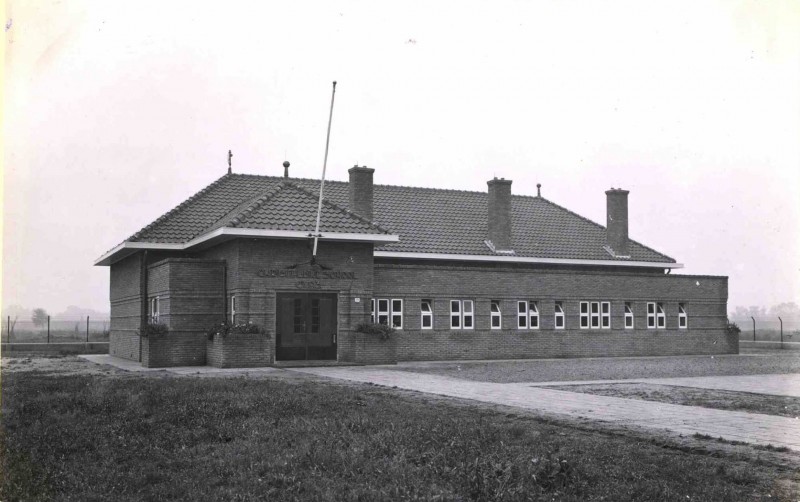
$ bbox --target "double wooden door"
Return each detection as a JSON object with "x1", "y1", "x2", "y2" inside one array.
[{"x1": 276, "y1": 293, "x2": 338, "y2": 361}]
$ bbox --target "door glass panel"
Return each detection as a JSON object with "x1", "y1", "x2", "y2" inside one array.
[
  {"x1": 311, "y1": 299, "x2": 320, "y2": 333},
  {"x1": 293, "y1": 298, "x2": 304, "y2": 332}
]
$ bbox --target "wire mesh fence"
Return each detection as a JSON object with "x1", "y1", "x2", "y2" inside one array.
[
  {"x1": 730, "y1": 316, "x2": 800, "y2": 343},
  {"x1": 1, "y1": 317, "x2": 110, "y2": 344}
]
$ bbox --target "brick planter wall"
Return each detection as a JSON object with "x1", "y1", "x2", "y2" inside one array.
[
  {"x1": 207, "y1": 333, "x2": 273, "y2": 368},
  {"x1": 141, "y1": 331, "x2": 207, "y2": 368},
  {"x1": 349, "y1": 332, "x2": 397, "y2": 365}
]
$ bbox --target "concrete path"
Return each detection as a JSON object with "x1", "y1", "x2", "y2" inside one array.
[{"x1": 290, "y1": 367, "x2": 800, "y2": 451}]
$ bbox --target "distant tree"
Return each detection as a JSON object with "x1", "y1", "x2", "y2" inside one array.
[
  {"x1": 769, "y1": 302, "x2": 800, "y2": 319},
  {"x1": 731, "y1": 306, "x2": 750, "y2": 320},
  {"x1": 747, "y1": 306, "x2": 766, "y2": 318},
  {"x1": 31, "y1": 308, "x2": 48, "y2": 328}
]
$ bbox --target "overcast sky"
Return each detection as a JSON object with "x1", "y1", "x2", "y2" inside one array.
[{"x1": 4, "y1": 0, "x2": 799, "y2": 315}]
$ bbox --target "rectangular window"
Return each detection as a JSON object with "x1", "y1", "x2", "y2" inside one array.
[
  {"x1": 580, "y1": 301, "x2": 589, "y2": 328},
  {"x1": 490, "y1": 300, "x2": 502, "y2": 329},
  {"x1": 554, "y1": 301, "x2": 565, "y2": 329},
  {"x1": 377, "y1": 299, "x2": 390, "y2": 326},
  {"x1": 624, "y1": 302, "x2": 634, "y2": 329},
  {"x1": 450, "y1": 300, "x2": 462, "y2": 329},
  {"x1": 517, "y1": 301, "x2": 528, "y2": 329},
  {"x1": 421, "y1": 300, "x2": 433, "y2": 330},
  {"x1": 601, "y1": 301, "x2": 610, "y2": 329},
  {"x1": 528, "y1": 301, "x2": 539, "y2": 329},
  {"x1": 463, "y1": 300, "x2": 474, "y2": 329},
  {"x1": 391, "y1": 299, "x2": 403, "y2": 329},
  {"x1": 657, "y1": 303, "x2": 665, "y2": 328},
  {"x1": 149, "y1": 297, "x2": 160, "y2": 324},
  {"x1": 371, "y1": 299, "x2": 375, "y2": 324},
  {"x1": 679, "y1": 303, "x2": 687, "y2": 329},
  {"x1": 230, "y1": 295, "x2": 236, "y2": 324},
  {"x1": 590, "y1": 302, "x2": 600, "y2": 328},
  {"x1": 647, "y1": 302, "x2": 656, "y2": 328}
]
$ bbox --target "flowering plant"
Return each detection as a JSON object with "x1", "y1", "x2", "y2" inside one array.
[
  {"x1": 207, "y1": 321, "x2": 264, "y2": 340},
  {"x1": 355, "y1": 322, "x2": 396, "y2": 341},
  {"x1": 138, "y1": 322, "x2": 169, "y2": 337}
]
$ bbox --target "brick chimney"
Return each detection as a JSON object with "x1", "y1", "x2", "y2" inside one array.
[
  {"x1": 487, "y1": 178, "x2": 513, "y2": 252},
  {"x1": 348, "y1": 165, "x2": 374, "y2": 220},
  {"x1": 605, "y1": 188, "x2": 630, "y2": 257}
]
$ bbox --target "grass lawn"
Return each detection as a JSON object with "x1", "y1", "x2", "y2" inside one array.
[
  {"x1": 1, "y1": 366, "x2": 798, "y2": 501},
  {"x1": 549, "y1": 383, "x2": 800, "y2": 419}
]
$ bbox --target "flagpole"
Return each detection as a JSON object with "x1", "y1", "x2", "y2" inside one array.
[{"x1": 312, "y1": 81, "x2": 337, "y2": 262}]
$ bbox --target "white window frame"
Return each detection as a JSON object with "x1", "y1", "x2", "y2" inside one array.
[
  {"x1": 601, "y1": 301, "x2": 610, "y2": 329},
  {"x1": 580, "y1": 301, "x2": 590, "y2": 329},
  {"x1": 624, "y1": 302, "x2": 634, "y2": 329},
  {"x1": 462, "y1": 300, "x2": 474, "y2": 329},
  {"x1": 450, "y1": 300, "x2": 462, "y2": 329},
  {"x1": 230, "y1": 295, "x2": 236, "y2": 324},
  {"x1": 657, "y1": 303, "x2": 665, "y2": 328},
  {"x1": 420, "y1": 300, "x2": 433, "y2": 330},
  {"x1": 678, "y1": 303, "x2": 687, "y2": 329},
  {"x1": 371, "y1": 299, "x2": 376, "y2": 324},
  {"x1": 517, "y1": 301, "x2": 528, "y2": 329},
  {"x1": 647, "y1": 302, "x2": 656, "y2": 328},
  {"x1": 150, "y1": 296, "x2": 160, "y2": 324},
  {"x1": 554, "y1": 301, "x2": 565, "y2": 329},
  {"x1": 528, "y1": 301, "x2": 539, "y2": 330},
  {"x1": 391, "y1": 299, "x2": 403, "y2": 329},
  {"x1": 377, "y1": 299, "x2": 390, "y2": 326},
  {"x1": 490, "y1": 300, "x2": 502, "y2": 330},
  {"x1": 590, "y1": 301, "x2": 601, "y2": 328}
]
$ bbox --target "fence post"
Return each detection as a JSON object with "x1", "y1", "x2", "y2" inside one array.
[
  {"x1": 751, "y1": 316, "x2": 755, "y2": 342},
  {"x1": 779, "y1": 317, "x2": 783, "y2": 349},
  {"x1": 47, "y1": 316, "x2": 51, "y2": 344},
  {"x1": 86, "y1": 316, "x2": 90, "y2": 343},
  {"x1": 6, "y1": 316, "x2": 9, "y2": 344}
]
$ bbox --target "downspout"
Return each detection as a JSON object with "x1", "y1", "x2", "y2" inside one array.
[
  {"x1": 222, "y1": 261, "x2": 228, "y2": 323},
  {"x1": 140, "y1": 250, "x2": 149, "y2": 362}
]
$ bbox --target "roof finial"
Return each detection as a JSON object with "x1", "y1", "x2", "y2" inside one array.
[
  {"x1": 283, "y1": 160, "x2": 290, "y2": 178},
  {"x1": 537, "y1": 183, "x2": 541, "y2": 197},
  {"x1": 228, "y1": 150, "x2": 232, "y2": 174}
]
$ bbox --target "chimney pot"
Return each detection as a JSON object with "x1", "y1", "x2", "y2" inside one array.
[
  {"x1": 487, "y1": 178, "x2": 513, "y2": 251},
  {"x1": 348, "y1": 165, "x2": 375, "y2": 220},
  {"x1": 605, "y1": 188, "x2": 630, "y2": 256}
]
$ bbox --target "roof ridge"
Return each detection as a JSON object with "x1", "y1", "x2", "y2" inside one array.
[
  {"x1": 534, "y1": 196, "x2": 676, "y2": 263},
  {"x1": 128, "y1": 173, "x2": 230, "y2": 241},
  {"x1": 285, "y1": 182, "x2": 393, "y2": 234}
]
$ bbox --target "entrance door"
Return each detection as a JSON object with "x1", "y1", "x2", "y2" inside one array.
[{"x1": 276, "y1": 293, "x2": 338, "y2": 361}]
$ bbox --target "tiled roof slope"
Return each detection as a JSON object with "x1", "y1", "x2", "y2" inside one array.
[{"x1": 127, "y1": 173, "x2": 675, "y2": 263}]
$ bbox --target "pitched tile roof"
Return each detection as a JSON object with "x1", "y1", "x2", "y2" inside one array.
[{"x1": 125, "y1": 173, "x2": 675, "y2": 264}]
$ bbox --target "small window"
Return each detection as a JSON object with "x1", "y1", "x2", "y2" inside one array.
[
  {"x1": 647, "y1": 302, "x2": 656, "y2": 328},
  {"x1": 377, "y1": 299, "x2": 390, "y2": 326},
  {"x1": 624, "y1": 302, "x2": 634, "y2": 329},
  {"x1": 230, "y1": 295, "x2": 236, "y2": 324},
  {"x1": 149, "y1": 297, "x2": 160, "y2": 324},
  {"x1": 679, "y1": 303, "x2": 687, "y2": 329},
  {"x1": 590, "y1": 302, "x2": 600, "y2": 328},
  {"x1": 601, "y1": 302, "x2": 610, "y2": 329},
  {"x1": 371, "y1": 299, "x2": 375, "y2": 324},
  {"x1": 490, "y1": 300, "x2": 502, "y2": 329},
  {"x1": 391, "y1": 299, "x2": 403, "y2": 329},
  {"x1": 580, "y1": 302, "x2": 589, "y2": 328},
  {"x1": 518, "y1": 301, "x2": 528, "y2": 329},
  {"x1": 421, "y1": 300, "x2": 433, "y2": 330},
  {"x1": 463, "y1": 300, "x2": 474, "y2": 329},
  {"x1": 554, "y1": 301, "x2": 565, "y2": 329},
  {"x1": 528, "y1": 301, "x2": 539, "y2": 329},
  {"x1": 450, "y1": 300, "x2": 462, "y2": 329},
  {"x1": 657, "y1": 303, "x2": 665, "y2": 328}
]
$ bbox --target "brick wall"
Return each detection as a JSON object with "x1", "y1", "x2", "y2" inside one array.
[
  {"x1": 207, "y1": 333, "x2": 273, "y2": 368},
  {"x1": 375, "y1": 261, "x2": 734, "y2": 361},
  {"x1": 350, "y1": 332, "x2": 397, "y2": 364},
  {"x1": 109, "y1": 254, "x2": 142, "y2": 360},
  {"x1": 142, "y1": 332, "x2": 208, "y2": 367}
]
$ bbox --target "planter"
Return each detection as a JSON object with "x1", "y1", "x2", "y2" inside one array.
[
  {"x1": 207, "y1": 332, "x2": 273, "y2": 368},
  {"x1": 351, "y1": 332, "x2": 397, "y2": 365}
]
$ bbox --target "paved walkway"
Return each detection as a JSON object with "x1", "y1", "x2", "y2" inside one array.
[{"x1": 290, "y1": 367, "x2": 800, "y2": 451}]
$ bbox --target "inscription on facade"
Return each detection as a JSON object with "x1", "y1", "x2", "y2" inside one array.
[{"x1": 257, "y1": 268, "x2": 356, "y2": 280}]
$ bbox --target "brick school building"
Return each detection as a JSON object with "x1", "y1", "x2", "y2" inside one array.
[{"x1": 95, "y1": 165, "x2": 735, "y2": 367}]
